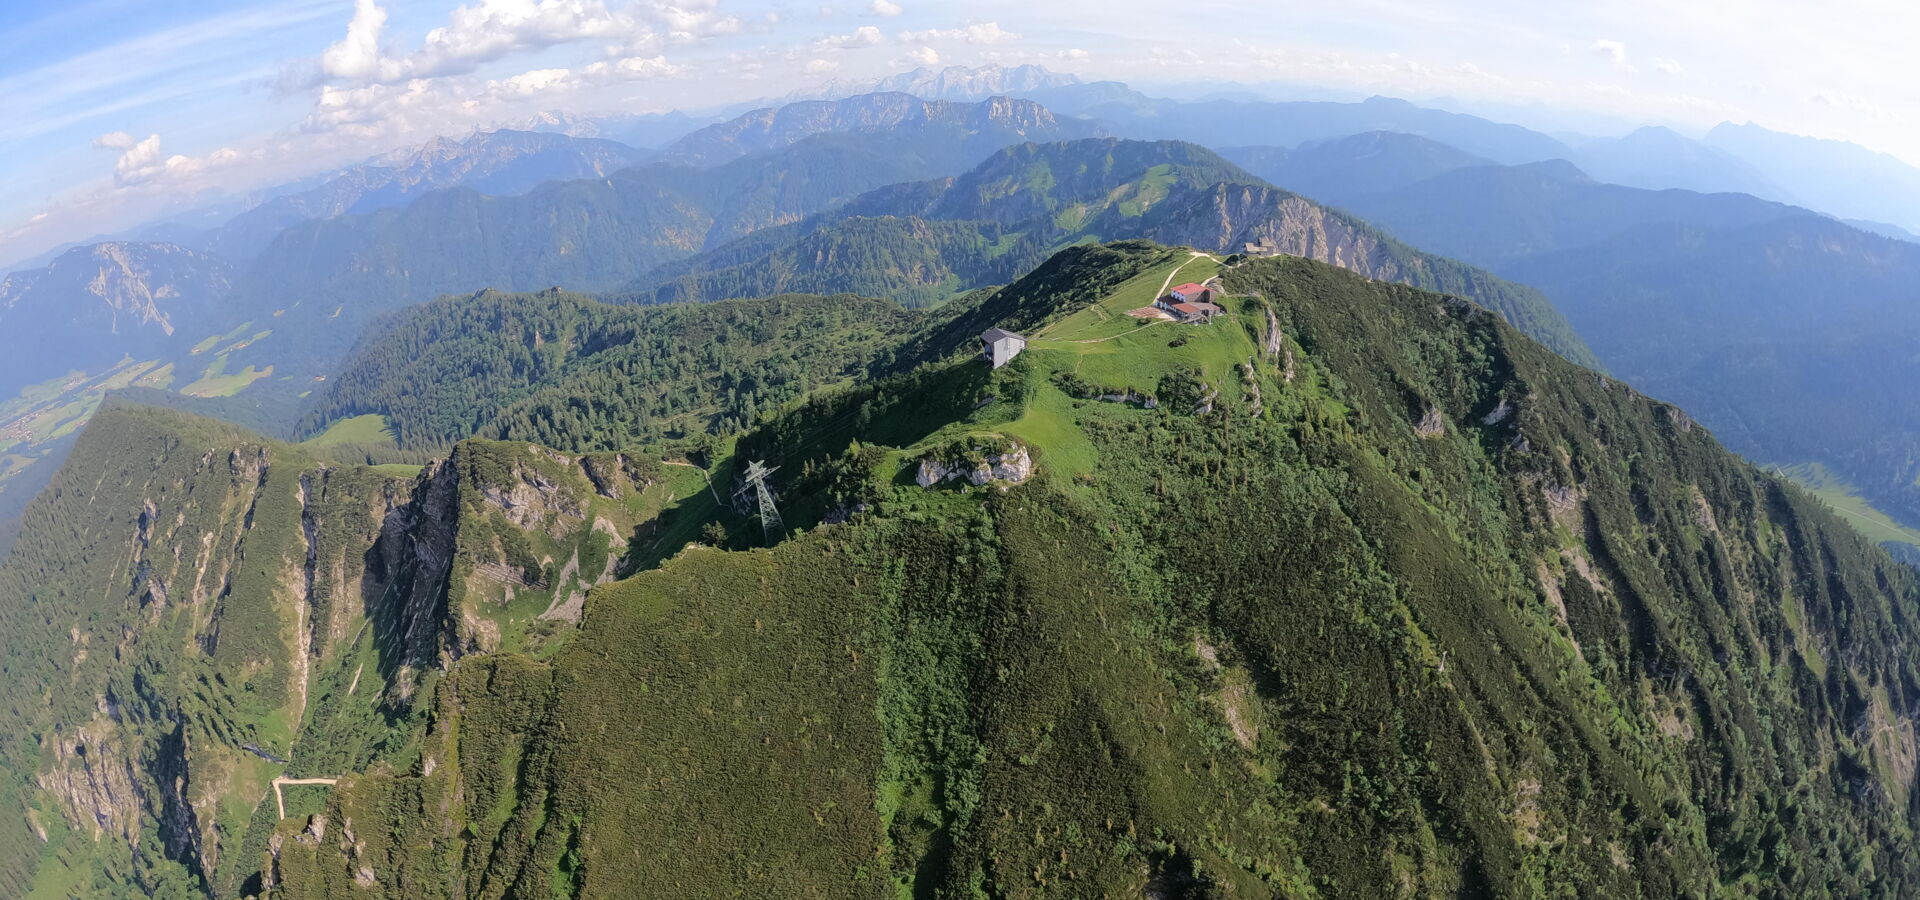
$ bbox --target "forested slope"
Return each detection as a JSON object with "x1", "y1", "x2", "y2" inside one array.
[{"x1": 297, "y1": 289, "x2": 930, "y2": 452}]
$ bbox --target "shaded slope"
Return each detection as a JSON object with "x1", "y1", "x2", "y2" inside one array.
[{"x1": 0, "y1": 242, "x2": 234, "y2": 396}]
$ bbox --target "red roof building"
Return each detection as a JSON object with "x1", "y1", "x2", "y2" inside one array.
[
  {"x1": 1166, "y1": 301, "x2": 1223, "y2": 323},
  {"x1": 1168, "y1": 282, "x2": 1212, "y2": 303},
  {"x1": 1154, "y1": 280, "x2": 1223, "y2": 323}
]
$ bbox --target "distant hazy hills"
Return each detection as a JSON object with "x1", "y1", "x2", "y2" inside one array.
[
  {"x1": 1034, "y1": 87, "x2": 1576, "y2": 166},
  {"x1": 961, "y1": 68, "x2": 1920, "y2": 232},
  {"x1": 1563, "y1": 125, "x2": 1786, "y2": 200},
  {"x1": 0, "y1": 242, "x2": 233, "y2": 391},
  {"x1": 1705, "y1": 121, "x2": 1920, "y2": 232},
  {"x1": 194, "y1": 130, "x2": 657, "y2": 262}
]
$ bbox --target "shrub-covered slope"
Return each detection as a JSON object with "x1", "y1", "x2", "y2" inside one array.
[{"x1": 261, "y1": 245, "x2": 1920, "y2": 898}]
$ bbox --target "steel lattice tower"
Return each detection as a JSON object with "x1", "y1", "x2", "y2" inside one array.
[{"x1": 742, "y1": 460, "x2": 784, "y2": 543}]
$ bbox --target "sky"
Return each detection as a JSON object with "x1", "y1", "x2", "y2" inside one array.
[{"x1": 3, "y1": 0, "x2": 1918, "y2": 267}]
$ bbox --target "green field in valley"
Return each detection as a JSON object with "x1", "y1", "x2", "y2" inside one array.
[
  {"x1": 299, "y1": 414, "x2": 398, "y2": 449},
  {"x1": 1778, "y1": 462, "x2": 1920, "y2": 551}
]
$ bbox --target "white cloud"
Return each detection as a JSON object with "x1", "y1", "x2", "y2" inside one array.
[
  {"x1": 804, "y1": 58, "x2": 839, "y2": 74},
  {"x1": 496, "y1": 67, "x2": 575, "y2": 96},
  {"x1": 813, "y1": 25, "x2": 884, "y2": 51},
  {"x1": 321, "y1": 0, "x2": 396, "y2": 82},
  {"x1": 91, "y1": 131, "x2": 138, "y2": 151},
  {"x1": 108, "y1": 134, "x2": 165, "y2": 185},
  {"x1": 580, "y1": 54, "x2": 681, "y2": 80},
  {"x1": 407, "y1": 0, "x2": 641, "y2": 78},
  {"x1": 1590, "y1": 39, "x2": 1628, "y2": 65},
  {"x1": 908, "y1": 45, "x2": 939, "y2": 66},
  {"x1": 93, "y1": 133, "x2": 244, "y2": 188},
  {"x1": 302, "y1": 53, "x2": 682, "y2": 138},
  {"x1": 309, "y1": 0, "x2": 728, "y2": 88},
  {"x1": 1651, "y1": 58, "x2": 1685, "y2": 76},
  {"x1": 304, "y1": 80, "x2": 449, "y2": 137},
  {"x1": 899, "y1": 22, "x2": 1020, "y2": 44},
  {"x1": 870, "y1": 0, "x2": 902, "y2": 15},
  {"x1": 1813, "y1": 90, "x2": 1882, "y2": 116}
]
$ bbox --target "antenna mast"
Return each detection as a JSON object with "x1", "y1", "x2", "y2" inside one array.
[{"x1": 741, "y1": 460, "x2": 785, "y2": 543}]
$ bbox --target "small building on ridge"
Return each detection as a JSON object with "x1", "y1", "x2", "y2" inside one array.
[{"x1": 982, "y1": 327, "x2": 1027, "y2": 369}]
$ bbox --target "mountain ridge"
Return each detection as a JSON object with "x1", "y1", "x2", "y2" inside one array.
[{"x1": 632, "y1": 137, "x2": 1602, "y2": 368}]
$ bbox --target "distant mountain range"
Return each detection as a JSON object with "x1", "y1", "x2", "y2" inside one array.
[
  {"x1": 864, "y1": 67, "x2": 1920, "y2": 233},
  {"x1": 660, "y1": 91, "x2": 1099, "y2": 167},
  {"x1": 191, "y1": 130, "x2": 656, "y2": 262},
  {"x1": 1705, "y1": 121, "x2": 1920, "y2": 232},
  {"x1": 799, "y1": 63, "x2": 1080, "y2": 102},
  {"x1": 1563, "y1": 126, "x2": 1787, "y2": 200},
  {"x1": 1032, "y1": 87, "x2": 1577, "y2": 166}
]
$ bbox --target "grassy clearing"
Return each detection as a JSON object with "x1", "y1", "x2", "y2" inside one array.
[
  {"x1": 1778, "y1": 462, "x2": 1920, "y2": 550},
  {"x1": 182, "y1": 353, "x2": 275, "y2": 398},
  {"x1": 1035, "y1": 253, "x2": 1221, "y2": 343},
  {"x1": 300, "y1": 414, "x2": 397, "y2": 449},
  {"x1": 365, "y1": 463, "x2": 424, "y2": 478},
  {"x1": 894, "y1": 256, "x2": 1252, "y2": 488},
  {"x1": 191, "y1": 321, "x2": 254, "y2": 355}
]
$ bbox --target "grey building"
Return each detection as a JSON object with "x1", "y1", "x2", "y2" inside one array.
[{"x1": 981, "y1": 327, "x2": 1027, "y2": 369}]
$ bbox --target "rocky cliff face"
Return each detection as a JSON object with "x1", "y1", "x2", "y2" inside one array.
[
  {"x1": 0, "y1": 405, "x2": 693, "y2": 898},
  {"x1": 1158, "y1": 184, "x2": 1403, "y2": 275}
]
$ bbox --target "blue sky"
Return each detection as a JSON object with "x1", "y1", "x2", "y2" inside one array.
[{"x1": 4, "y1": 0, "x2": 1917, "y2": 265}]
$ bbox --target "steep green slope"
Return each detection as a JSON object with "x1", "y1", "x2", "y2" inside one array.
[
  {"x1": 0, "y1": 403, "x2": 716, "y2": 898},
  {"x1": 260, "y1": 245, "x2": 1920, "y2": 898},
  {"x1": 298, "y1": 289, "x2": 928, "y2": 453},
  {"x1": 1269, "y1": 143, "x2": 1920, "y2": 534},
  {"x1": 1503, "y1": 216, "x2": 1920, "y2": 530},
  {"x1": 633, "y1": 139, "x2": 1600, "y2": 369}
]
